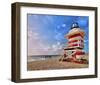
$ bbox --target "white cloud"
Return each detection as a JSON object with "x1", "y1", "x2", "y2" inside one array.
[
  {"x1": 51, "y1": 42, "x2": 63, "y2": 51},
  {"x1": 84, "y1": 40, "x2": 88, "y2": 42},
  {"x1": 57, "y1": 42, "x2": 60, "y2": 45},
  {"x1": 28, "y1": 30, "x2": 39, "y2": 40},
  {"x1": 62, "y1": 23, "x2": 66, "y2": 27},
  {"x1": 28, "y1": 30, "x2": 33, "y2": 38},
  {"x1": 55, "y1": 33, "x2": 63, "y2": 41},
  {"x1": 28, "y1": 29, "x2": 64, "y2": 56}
]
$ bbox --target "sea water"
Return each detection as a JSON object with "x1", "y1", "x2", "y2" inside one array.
[{"x1": 28, "y1": 55, "x2": 60, "y2": 62}]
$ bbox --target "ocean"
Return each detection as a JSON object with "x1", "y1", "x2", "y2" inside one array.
[{"x1": 28, "y1": 55, "x2": 61, "y2": 62}]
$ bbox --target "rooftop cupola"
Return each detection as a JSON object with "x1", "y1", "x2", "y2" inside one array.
[{"x1": 71, "y1": 22, "x2": 79, "y2": 29}]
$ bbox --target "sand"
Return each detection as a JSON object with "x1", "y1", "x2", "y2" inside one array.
[{"x1": 27, "y1": 58, "x2": 88, "y2": 71}]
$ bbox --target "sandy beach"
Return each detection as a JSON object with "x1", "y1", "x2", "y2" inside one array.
[{"x1": 27, "y1": 58, "x2": 88, "y2": 71}]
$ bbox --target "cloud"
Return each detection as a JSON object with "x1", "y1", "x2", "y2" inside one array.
[
  {"x1": 28, "y1": 30, "x2": 64, "y2": 56},
  {"x1": 51, "y1": 42, "x2": 64, "y2": 51},
  {"x1": 55, "y1": 33, "x2": 61, "y2": 40},
  {"x1": 28, "y1": 29, "x2": 63, "y2": 56},
  {"x1": 62, "y1": 23, "x2": 66, "y2": 27},
  {"x1": 84, "y1": 40, "x2": 88, "y2": 43}
]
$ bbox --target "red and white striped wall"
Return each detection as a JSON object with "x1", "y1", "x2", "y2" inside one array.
[{"x1": 66, "y1": 33, "x2": 84, "y2": 48}]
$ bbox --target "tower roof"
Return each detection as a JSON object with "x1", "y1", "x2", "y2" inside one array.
[
  {"x1": 71, "y1": 22, "x2": 79, "y2": 29},
  {"x1": 65, "y1": 23, "x2": 85, "y2": 38}
]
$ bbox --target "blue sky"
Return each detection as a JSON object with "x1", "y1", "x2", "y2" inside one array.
[{"x1": 27, "y1": 14, "x2": 89, "y2": 55}]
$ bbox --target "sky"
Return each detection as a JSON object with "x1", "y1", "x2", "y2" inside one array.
[{"x1": 27, "y1": 14, "x2": 89, "y2": 56}]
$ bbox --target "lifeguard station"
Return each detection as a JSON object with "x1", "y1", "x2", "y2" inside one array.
[{"x1": 59, "y1": 23, "x2": 88, "y2": 64}]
